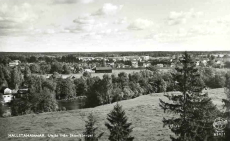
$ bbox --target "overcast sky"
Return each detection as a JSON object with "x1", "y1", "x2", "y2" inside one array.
[{"x1": 0, "y1": 0, "x2": 230, "y2": 52}]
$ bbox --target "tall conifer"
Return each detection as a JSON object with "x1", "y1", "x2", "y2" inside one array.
[
  {"x1": 105, "y1": 103, "x2": 134, "y2": 141},
  {"x1": 84, "y1": 113, "x2": 104, "y2": 141},
  {"x1": 223, "y1": 72, "x2": 230, "y2": 140},
  {"x1": 159, "y1": 52, "x2": 220, "y2": 141}
]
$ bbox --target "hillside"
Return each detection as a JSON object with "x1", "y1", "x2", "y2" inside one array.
[{"x1": 0, "y1": 88, "x2": 226, "y2": 141}]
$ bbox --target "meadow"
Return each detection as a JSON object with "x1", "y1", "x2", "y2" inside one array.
[{"x1": 0, "y1": 88, "x2": 226, "y2": 141}]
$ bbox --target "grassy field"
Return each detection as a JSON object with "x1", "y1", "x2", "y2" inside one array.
[{"x1": 0, "y1": 88, "x2": 226, "y2": 141}]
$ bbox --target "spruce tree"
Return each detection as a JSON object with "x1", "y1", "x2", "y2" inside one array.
[
  {"x1": 159, "y1": 52, "x2": 220, "y2": 141},
  {"x1": 83, "y1": 113, "x2": 104, "y2": 141},
  {"x1": 223, "y1": 72, "x2": 230, "y2": 140},
  {"x1": 105, "y1": 103, "x2": 134, "y2": 141}
]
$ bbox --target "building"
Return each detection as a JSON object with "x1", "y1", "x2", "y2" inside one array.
[
  {"x1": 84, "y1": 69, "x2": 93, "y2": 72},
  {"x1": 0, "y1": 87, "x2": 12, "y2": 94},
  {"x1": 2, "y1": 94, "x2": 13, "y2": 103},
  {"x1": 156, "y1": 64, "x2": 164, "y2": 68},
  {"x1": 0, "y1": 87, "x2": 13, "y2": 103},
  {"x1": 201, "y1": 60, "x2": 208, "y2": 66},
  {"x1": 9, "y1": 60, "x2": 21, "y2": 67},
  {"x1": 95, "y1": 67, "x2": 112, "y2": 73},
  {"x1": 141, "y1": 56, "x2": 150, "y2": 61},
  {"x1": 131, "y1": 60, "x2": 138, "y2": 68},
  {"x1": 139, "y1": 62, "x2": 151, "y2": 68},
  {"x1": 195, "y1": 61, "x2": 200, "y2": 66},
  {"x1": 17, "y1": 87, "x2": 29, "y2": 94}
]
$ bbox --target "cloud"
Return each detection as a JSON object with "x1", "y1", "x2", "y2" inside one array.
[
  {"x1": 73, "y1": 14, "x2": 95, "y2": 24},
  {"x1": 148, "y1": 15, "x2": 230, "y2": 43},
  {"x1": 82, "y1": 28, "x2": 121, "y2": 40},
  {"x1": 53, "y1": 0, "x2": 94, "y2": 4},
  {"x1": 149, "y1": 29, "x2": 197, "y2": 43},
  {"x1": 128, "y1": 19, "x2": 154, "y2": 30},
  {"x1": 0, "y1": 3, "x2": 38, "y2": 35},
  {"x1": 114, "y1": 17, "x2": 127, "y2": 24},
  {"x1": 66, "y1": 14, "x2": 107, "y2": 32},
  {"x1": 187, "y1": 15, "x2": 230, "y2": 35},
  {"x1": 167, "y1": 9, "x2": 204, "y2": 25},
  {"x1": 93, "y1": 3, "x2": 123, "y2": 16}
]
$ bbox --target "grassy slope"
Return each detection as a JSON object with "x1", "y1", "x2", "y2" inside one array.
[{"x1": 0, "y1": 88, "x2": 226, "y2": 141}]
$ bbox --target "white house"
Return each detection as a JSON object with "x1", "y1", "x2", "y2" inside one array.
[
  {"x1": 131, "y1": 61, "x2": 138, "y2": 68},
  {"x1": 156, "y1": 64, "x2": 164, "y2": 68},
  {"x1": 142, "y1": 56, "x2": 150, "y2": 61},
  {"x1": 4, "y1": 88, "x2": 12, "y2": 94},
  {"x1": 2, "y1": 94, "x2": 13, "y2": 103},
  {"x1": 196, "y1": 61, "x2": 200, "y2": 66},
  {"x1": 84, "y1": 69, "x2": 93, "y2": 72},
  {"x1": 9, "y1": 60, "x2": 21, "y2": 67},
  {"x1": 0, "y1": 88, "x2": 13, "y2": 103}
]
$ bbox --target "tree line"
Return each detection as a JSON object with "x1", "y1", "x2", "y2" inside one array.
[
  {"x1": 0, "y1": 60, "x2": 229, "y2": 116},
  {"x1": 1, "y1": 52, "x2": 229, "y2": 140}
]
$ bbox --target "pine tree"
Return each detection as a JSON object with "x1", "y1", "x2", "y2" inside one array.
[
  {"x1": 83, "y1": 113, "x2": 104, "y2": 141},
  {"x1": 159, "y1": 52, "x2": 220, "y2": 141},
  {"x1": 105, "y1": 103, "x2": 134, "y2": 141},
  {"x1": 223, "y1": 72, "x2": 230, "y2": 140}
]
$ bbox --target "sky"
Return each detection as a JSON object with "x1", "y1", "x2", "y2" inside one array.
[{"x1": 0, "y1": 0, "x2": 230, "y2": 52}]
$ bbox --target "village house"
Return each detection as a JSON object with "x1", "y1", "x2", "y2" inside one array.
[
  {"x1": 131, "y1": 60, "x2": 138, "y2": 68},
  {"x1": 108, "y1": 62, "x2": 115, "y2": 68},
  {"x1": 141, "y1": 56, "x2": 150, "y2": 61},
  {"x1": 84, "y1": 69, "x2": 93, "y2": 72},
  {"x1": 9, "y1": 60, "x2": 21, "y2": 67},
  {"x1": 215, "y1": 60, "x2": 225, "y2": 68},
  {"x1": 139, "y1": 62, "x2": 151, "y2": 68},
  {"x1": 0, "y1": 87, "x2": 13, "y2": 103},
  {"x1": 156, "y1": 64, "x2": 164, "y2": 68},
  {"x1": 195, "y1": 61, "x2": 200, "y2": 66},
  {"x1": 201, "y1": 59, "x2": 208, "y2": 66}
]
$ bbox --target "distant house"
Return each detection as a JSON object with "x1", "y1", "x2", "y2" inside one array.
[
  {"x1": 131, "y1": 60, "x2": 138, "y2": 68},
  {"x1": 216, "y1": 60, "x2": 225, "y2": 68},
  {"x1": 0, "y1": 87, "x2": 12, "y2": 95},
  {"x1": 156, "y1": 64, "x2": 164, "y2": 68},
  {"x1": 141, "y1": 56, "x2": 150, "y2": 61},
  {"x1": 170, "y1": 63, "x2": 175, "y2": 67},
  {"x1": 139, "y1": 62, "x2": 151, "y2": 68},
  {"x1": 2, "y1": 94, "x2": 13, "y2": 103},
  {"x1": 0, "y1": 87, "x2": 13, "y2": 103},
  {"x1": 108, "y1": 62, "x2": 115, "y2": 67},
  {"x1": 201, "y1": 60, "x2": 208, "y2": 66},
  {"x1": 195, "y1": 61, "x2": 200, "y2": 66},
  {"x1": 17, "y1": 87, "x2": 29, "y2": 94},
  {"x1": 95, "y1": 67, "x2": 112, "y2": 73},
  {"x1": 9, "y1": 60, "x2": 21, "y2": 67},
  {"x1": 84, "y1": 69, "x2": 93, "y2": 72}
]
